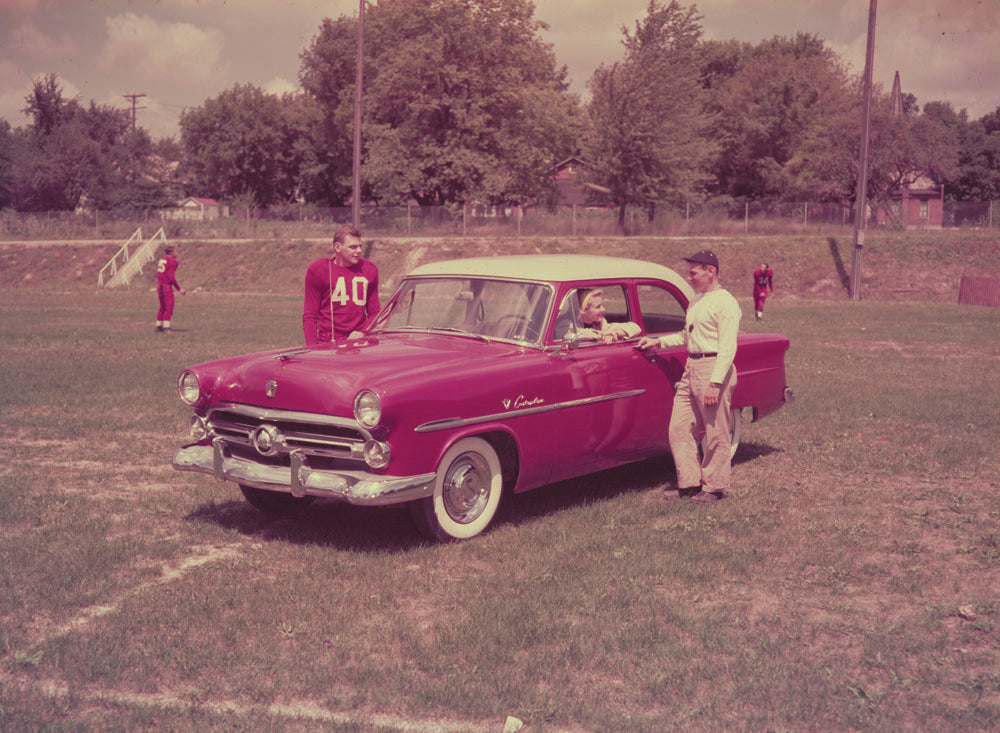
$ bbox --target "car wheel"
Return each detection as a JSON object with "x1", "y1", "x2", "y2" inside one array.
[
  {"x1": 409, "y1": 437, "x2": 503, "y2": 541},
  {"x1": 728, "y1": 407, "x2": 742, "y2": 459},
  {"x1": 240, "y1": 485, "x2": 314, "y2": 515}
]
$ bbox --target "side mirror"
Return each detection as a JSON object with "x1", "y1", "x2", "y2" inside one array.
[{"x1": 561, "y1": 332, "x2": 581, "y2": 350}]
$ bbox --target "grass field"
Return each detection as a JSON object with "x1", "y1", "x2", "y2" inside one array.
[{"x1": 1, "y1": 234, "x2": 999, "y2": 731}]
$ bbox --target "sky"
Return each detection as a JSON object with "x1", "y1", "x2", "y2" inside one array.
[{"x1": 1, "y1": 0, "x2": 997, "y2": 140}]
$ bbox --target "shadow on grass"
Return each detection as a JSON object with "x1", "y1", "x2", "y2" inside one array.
[
  {"x1": 185, "y1": 445, "x2": 782, "y2": 550},
  {"x1": 734, "y1": 441, "x2": 783, "y2": 463},
  {"x1": 503, "y1": 442, "x2": 782, "y2": 526},
  {"x1": 497, "y1": 455, "x2": 674, "y2": 530},
  {"x1": 827, "y1": 236, "x2": 851, "y2": 294},
  {"x1": 185, "y1": 499, "x2": 425, "y2": 553}
]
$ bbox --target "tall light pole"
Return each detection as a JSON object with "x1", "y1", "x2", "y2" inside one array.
[
  {"x1": 851, "y1": 0, "x2": 877, "y2": 301},
  {"x1": 352, "y1": 0, "x2": 365, "y2": 230}
]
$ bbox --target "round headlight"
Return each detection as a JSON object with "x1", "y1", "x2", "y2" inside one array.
[
  {"x1": 364, "y1": 439, "x2": 391, "y2": 469},
  {"x1": 353, "y1": 390, "x2": 382, "y2": 429},
  {"x1": 178, "y1": 370, "x2": 201, "y2": 406}
]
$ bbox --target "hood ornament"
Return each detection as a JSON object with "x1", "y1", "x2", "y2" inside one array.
[{"x1": 265, "y1": 380, "x2": 278, "y2": 399}]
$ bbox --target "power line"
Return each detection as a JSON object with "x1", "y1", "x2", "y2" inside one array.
[{"x1": 122, "y1": 93, "x2": 147, "y2": 132}]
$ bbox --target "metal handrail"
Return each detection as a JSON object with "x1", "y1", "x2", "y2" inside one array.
[{"x1": 98, "y1": 227, "x2": 166, "y2": 288}]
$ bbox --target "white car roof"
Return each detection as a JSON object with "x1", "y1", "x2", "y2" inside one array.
[{"x1": 408, "y1": 254, "x2": 693, "y2": 298}]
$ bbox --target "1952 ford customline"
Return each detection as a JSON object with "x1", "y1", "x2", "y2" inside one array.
[{"x1": 173, "y1": 255, "x2": 794, "y2": 541}]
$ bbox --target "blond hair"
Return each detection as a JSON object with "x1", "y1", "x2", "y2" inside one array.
[{"x1": 577, "y1": 288, "x2": 602, "y2": 312}]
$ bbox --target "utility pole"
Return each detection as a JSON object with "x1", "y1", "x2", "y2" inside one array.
[
  {"x1": 352, "y1": 1, "x2": 365, "y2": 230},
  {"x1": 851, "y1": 0, "x2": 877, "y2": 301},
  {"x1": 122, "y1": 93, "x2": 146, "y2": 132}
]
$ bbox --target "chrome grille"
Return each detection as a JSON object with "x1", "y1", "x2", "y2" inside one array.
[{"x1": 207, "y1": 403, "x2": 368, "y2": 461}]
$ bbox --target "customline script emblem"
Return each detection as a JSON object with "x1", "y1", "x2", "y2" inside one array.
[
  {"x1": 502, "y1": 395, "x2": 544, "y2": 411},
  {"x1": 265, "y1": 380, "x2": 278, "y2": 399}
]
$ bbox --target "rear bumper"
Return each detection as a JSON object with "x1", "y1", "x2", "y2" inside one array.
[
  {"x1": 173, "y1": 441, "x2": 436, "y2": 506},
  {"x1": 747, "y1": 384, "x2": 795, "y2": 422}
]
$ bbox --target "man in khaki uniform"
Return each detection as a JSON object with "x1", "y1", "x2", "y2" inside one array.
[{"x1": 639, "y1": 250, "x2": 742, "y2": 503}]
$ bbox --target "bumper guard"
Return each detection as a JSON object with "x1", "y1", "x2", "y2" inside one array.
[{"x1": 173, "y1": 440, "x2": 436, "y2": 506}]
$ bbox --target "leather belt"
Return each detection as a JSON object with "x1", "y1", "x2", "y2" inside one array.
[{"x1": 687, "y1": 352, "x2": 717, "y2": 359}]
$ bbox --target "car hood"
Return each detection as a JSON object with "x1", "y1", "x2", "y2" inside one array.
[{"x1": 200, "y1": 331, "x2": 524, "y2": 415}]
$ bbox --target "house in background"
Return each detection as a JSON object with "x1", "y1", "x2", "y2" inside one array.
[
  {"x1": 891, "y1": 175, "x2": 944, "y2": 229},
  {"x1": 525, "y1": 156, "x2": 614, "y2": 211},
  {"x1": 877, "y1": 70, "x2": 944, "y2": 229},
  {"x1": 162, "y1": 196, "x2": 227, "y2": 221}
]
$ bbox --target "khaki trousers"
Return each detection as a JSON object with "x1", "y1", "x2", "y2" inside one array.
[{"x1": 668, "y1": 357, "x2": 736, "y2": 492}]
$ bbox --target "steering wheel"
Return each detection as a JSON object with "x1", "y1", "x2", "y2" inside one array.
[{"x1": 495, "y1": 314, "x2": 537, "y2": 341}]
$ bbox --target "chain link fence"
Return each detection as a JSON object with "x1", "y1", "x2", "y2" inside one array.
[{"x1": 1, "y1": 198, "x2": 995, "y2": 241}]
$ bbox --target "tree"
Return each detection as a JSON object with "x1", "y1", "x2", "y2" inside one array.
[
  {"x1": 942, "y1": 106, "x2": 1000, "y2": 202},
  {"x1": 8, "y1": 74, "x2": 172, "y2": 211},
  {"x1": 0, "y1": 119, "x2": 15, "y2": 208},
  {"x1": 789, "y1": 88, "x2": 962, "y2": 221},
  {"x1": 10, "y1": 76, "x2": 104, "y2": 210},
  {"x1": 299, "y1": 0, "x2": 581, "y2": 207},
  {"x1": 180, "y1": 83, "x2": 307, "y2": 206},
  {"x1": 586, "y1": 1, "x2": 716, "y2": 228},
  {"x1": 74, "y1": 100, "x2": 140, "y2": 210},
  {"x1": 277, "y1": 91, "x2": 342, "y2": 206},
  {"x1": 21, "y1": 73, "x2": 78, "y2": 137},
  {"x1": 11, "y1": 121, "x2": 102, "y2": 211},
  {"x1": 859, "y1": 100, "x2": 959, "y2": 222},
  {"x1": 704, "y1": 33, "x2": 856, "y2": 200}
]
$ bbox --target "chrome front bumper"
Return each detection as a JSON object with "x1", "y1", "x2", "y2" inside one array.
[{"x1": 173, "y1": 441, "x2": 436, "y2": 506}]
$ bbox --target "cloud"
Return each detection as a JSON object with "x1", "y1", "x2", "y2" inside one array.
[
  {"x1": 865, "y1": 0, "x2": 1000, "y2": 114},
  {"x1": 0, "y1": 60, "x2": 32, "y2": 126},
  {"x1": 263, "y1": 76, "x2": 298, "y2": 96},
  {"x1": 0, "y1": 0, "x2": 42, "y2": 16},
  {"x1": 6, "y1": 18, "x2": 78, "y2": 60},
  {"x1": 95, "y1": 12, "x2": 231, "y2": 90},
  {"x1": 537, "y1": 0, "x2": 999, "y2": 118}
]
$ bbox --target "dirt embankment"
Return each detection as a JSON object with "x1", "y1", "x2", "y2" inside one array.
[{"x1": 1, "y1": 231, "x2": 998, "y2": 303}]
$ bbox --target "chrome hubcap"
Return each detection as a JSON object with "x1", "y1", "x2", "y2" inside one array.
[{"x1": 442, "y1": 452, "x2": 490, "y2": 524}]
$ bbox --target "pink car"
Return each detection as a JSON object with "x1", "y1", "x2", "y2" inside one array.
[{"x1": 173, "y1": 255, "x2": 793, "y2": 541}]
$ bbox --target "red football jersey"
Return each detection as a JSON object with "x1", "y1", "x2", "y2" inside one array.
[
  {"x1": 157, "y1": 254, "x2": 181, "y2": 289},
  {"x1": 753, "y1": 268, "x2": 773, "y2": 292},
  {"x1": 302, "y1": 257, "x2": 380, "y2": 344}
]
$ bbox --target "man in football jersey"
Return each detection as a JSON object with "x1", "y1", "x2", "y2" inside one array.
[
  {"x1": 155, "y1": 246, "x2": 186, "y2": 333},
  {"x1": 302, "y1": 224, "x2": 380, "y2": 344},
  {"x1": 752, "y1": 262, "x2": 774, "y2": 320}
]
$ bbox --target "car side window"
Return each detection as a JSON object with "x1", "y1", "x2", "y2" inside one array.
[
  {"x1": 552, "y1": 291, "x2": 580, "y2": 341},
  {"x1": 637, "y1": 283, "x2": 687, "y2": 334},
  {"x1": 599, "y1": 285, "x2": 630, "y2": 325},
  {"x1": 553, "y1": 284, "x2": 632, "y2": 342}
]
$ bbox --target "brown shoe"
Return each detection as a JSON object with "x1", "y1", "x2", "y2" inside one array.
[{"x1": 690, "y1": 490, "x2": 723, "y2": 504}]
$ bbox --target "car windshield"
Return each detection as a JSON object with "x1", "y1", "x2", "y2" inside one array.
[{"x1": 372, "y1": 277, "x2": 552, "y2": 344}]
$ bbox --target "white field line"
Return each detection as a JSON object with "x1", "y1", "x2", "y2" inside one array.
[
  {"x1": 6, "y1": 543, "x2": 574, "y2": 733},
  {"x1": 6, "y1": 678, "x2": 544, "y2": 733},
  {"x1": 22, "y1": 544, "x2": 243, "y2": 648},
  {"x1": 34, "y1": 680, "x2": 496, "y2": 731}
]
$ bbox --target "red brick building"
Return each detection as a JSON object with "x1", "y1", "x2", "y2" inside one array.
[
  {"x1": 525, "y1": 157, "x2": 613, "y2": 210},
  {"x1": 877, "y1": 174, "x2": 944, "y2": 229}
]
